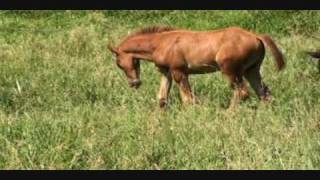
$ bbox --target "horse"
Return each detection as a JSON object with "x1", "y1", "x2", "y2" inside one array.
[{"x1": 108, "y1": 26, "x2": 285, "y2": 109}]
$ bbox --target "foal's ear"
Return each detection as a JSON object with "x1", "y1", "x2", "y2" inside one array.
[{"x1": 108, "y1": 45, "x2": 119, "y2": 56}]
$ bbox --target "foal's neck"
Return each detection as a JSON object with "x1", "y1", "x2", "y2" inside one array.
[{"x1": 121, "y1": 35, "x2": 156, "y2": 61}]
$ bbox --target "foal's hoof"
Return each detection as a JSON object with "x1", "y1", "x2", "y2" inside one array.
[
  {"x1": 159, "y1": 99, "x2": 167, "y2": 109},
  {"x1": 226, "y1": 106, "x2": 238, "y2": 113},
  {"x1": 193, "y1": 97, "x2": 201, "y2": 105},
  {"x1": 240, "y1": 89, "x2": 250, "y2": 101},
  {"x1": 261, "y1": 95, "x2": 273, "y2": 103},
  {"x1": 224, "y1": 106, "x2": 239, "y2": 117}
]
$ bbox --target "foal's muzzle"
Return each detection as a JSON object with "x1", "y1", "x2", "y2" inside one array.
[{"x1": 129, "y1": 79, "x2": 141, "y2": 89}]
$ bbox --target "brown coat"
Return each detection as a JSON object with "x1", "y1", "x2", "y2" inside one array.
[{"x1": 109, "y1": 26, "x2": 285, "y2": 109}]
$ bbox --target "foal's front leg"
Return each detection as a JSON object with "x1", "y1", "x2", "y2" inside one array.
[
  {"x1": 157, "y1": 68, "x2": 172, "y2": 108},
  {"x1": 171, "y1": 69, "x2": 195, "y2": 105}
]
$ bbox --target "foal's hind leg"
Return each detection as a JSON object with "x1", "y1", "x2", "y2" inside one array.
[
  {"x1": 219, "y1": 65, "x2": 247, "y2": 109},
  {"x1": 239, "y1": 82, "x2": 250, "y2": 101},
  {"x1": 244, "y1": 64, "x2": 272, "y2": 102},
  {"x1": 225, "y1": 73, "x2": 246, "y2": 110},
  {"x1": 157, "y1": 68, "x2": 172, "y2": 108},
  {"x1": 171, "y1": 69, "x2": 195, "y2": 105}
]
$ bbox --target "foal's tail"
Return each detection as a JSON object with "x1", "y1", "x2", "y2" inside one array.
[{"x1": 257, "y1": 35, "x2": 285, "y2": 71}]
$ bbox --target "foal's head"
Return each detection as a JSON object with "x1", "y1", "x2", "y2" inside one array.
[{"x1": 108, "y1": 45, "x2": 141, "y2": 89}]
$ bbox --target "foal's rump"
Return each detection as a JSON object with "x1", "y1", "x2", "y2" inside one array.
[{"x1": 217, "y1": 27, "x2": 285, "y2": 72}]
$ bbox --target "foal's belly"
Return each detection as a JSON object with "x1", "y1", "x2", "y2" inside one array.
[{"x1": 186, "y1": 62, "x2": 220, "y2": 74}]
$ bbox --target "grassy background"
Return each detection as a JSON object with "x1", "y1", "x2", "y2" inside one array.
[{"x1": 0, "y1": 10, "x2": 320, "y2": 169}]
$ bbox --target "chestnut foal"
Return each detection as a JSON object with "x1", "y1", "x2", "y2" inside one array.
[{"x1": 109, "y1": 26, "x2": 285, "y2": 109}]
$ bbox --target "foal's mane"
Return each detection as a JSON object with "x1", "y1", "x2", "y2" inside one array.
[
  {"x1": 124, "y1": 25, "x2": 177, "y2": 41},
  {"x1": 134, "y1": 26, "x2": 177, "y2": 35}
]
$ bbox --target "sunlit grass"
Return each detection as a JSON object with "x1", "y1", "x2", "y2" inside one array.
[{"x1": 0, "y1": 10, "x2": 320, "y2": 169}]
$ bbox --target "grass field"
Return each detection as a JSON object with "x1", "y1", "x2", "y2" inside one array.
[{"x1": 0, "y1": 10, "x2": 320, "y2": 169}]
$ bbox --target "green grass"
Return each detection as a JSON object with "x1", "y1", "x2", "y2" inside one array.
[{"x1": 0, "y1": 10, "x2": 320, "y2": 169}]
